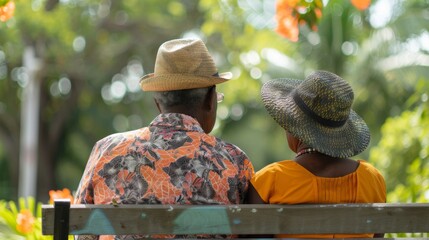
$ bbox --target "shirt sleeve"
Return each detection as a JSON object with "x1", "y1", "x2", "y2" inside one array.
[
  {"x1": 375, "y1": 168, "x2": 387, "y2": 203},
  {"x1": 224, "y1": 143, "x2": 255, "y2": 203},
  {"x1": 239, "y1": 157, "x2": 255, "y2": 203},
  {"x1": 358, "y1": 160, "x2": 387, "y2": 203},
  {"x1": 74, "y1": 142, "x2": 100, "y2": 204}
]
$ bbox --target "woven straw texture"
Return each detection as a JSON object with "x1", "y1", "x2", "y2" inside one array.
[
  {"x1": 140, "y1": 39, "x2": 230, "y2": 91},
  {"x1": 261, "y1": 71, "x2": 370, "y2": 158}
]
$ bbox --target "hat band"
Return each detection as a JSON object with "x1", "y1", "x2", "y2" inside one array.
[{"x1": 293, "y1": 92, "x2": 347, "y2": 128}]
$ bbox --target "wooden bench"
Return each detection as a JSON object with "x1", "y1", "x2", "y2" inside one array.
[{"x1": 42, "y1": 199, "x2": 429, "y2": 239}]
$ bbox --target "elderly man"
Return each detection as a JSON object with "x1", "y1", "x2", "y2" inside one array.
[{"x1": 74, "y1": 39, "x2": 254, "y2": 239}]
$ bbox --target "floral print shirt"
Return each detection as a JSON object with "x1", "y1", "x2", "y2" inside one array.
[{"x1": 74, "y1": 113, "x2": 254, "y2": 239}]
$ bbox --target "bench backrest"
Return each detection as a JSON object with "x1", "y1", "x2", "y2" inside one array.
[{"x1": 42, "y1": 200, "x2": 429, "y2": 239}]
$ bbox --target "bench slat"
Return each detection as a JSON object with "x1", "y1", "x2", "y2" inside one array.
[{"x1": 42, "y1": 203, "x2": 429, "y2": 235}]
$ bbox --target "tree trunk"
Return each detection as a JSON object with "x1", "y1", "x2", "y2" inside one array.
[{"x1": 18, "y1": 46, "x2": 43, "y2": 199}]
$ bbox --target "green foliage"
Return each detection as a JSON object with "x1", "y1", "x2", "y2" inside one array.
[
  {"x1": 0, "y1": 197, "x2": 51, "y2": 240},
  {"x1": 0, "y1": 0, "x2": 8, "y2": 7},
  {"x1": 0, "y1": 196, "x2": 76, "y2": 239},
  {"x1": 370, "y1": 110, "x2": 425, "y2": 191},
  {"x1": 370, "y1": 79, "x2": 429, "y2": 200},
  {"x1": 0, "y1": 0, "x2": 212, "y2": 200},
  {"x1": 292, "y1": 0, "x2": 323, "y2": 31}
]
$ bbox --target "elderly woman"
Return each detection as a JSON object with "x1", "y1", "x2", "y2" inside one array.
[{"x1": 247, "y1": 70, "x2": 386, "y2": 238}]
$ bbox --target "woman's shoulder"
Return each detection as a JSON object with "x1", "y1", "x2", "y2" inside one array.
[
  {"x1": 357, "y1": 160, "x2": 385, "y2": 180},
  {"x1": 357, "y1": 160, "x2": 381, "y2": 172},
  {"x1": 356, "y1": 160, "x2": 386, "y2": 202},
  {"x1": 255, "y1": 160, "x2": 301, "y2": 175},
  {"x1": 261, "y1": 159, "x2": 295, "y2": 169}
]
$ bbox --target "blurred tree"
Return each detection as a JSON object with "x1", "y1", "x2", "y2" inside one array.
[
  {"x1": 0, "y1": 0, "x2": 210, "y2": 201},
  {"x1": 372, "y1": 79, "x2": 429, "y2": 238},
  {"x1": 199, "y1": 0, "x2": 429, "y2": 169},
  {"x1": 370, "y1": 79, "x2": 429, "y2": 196}
]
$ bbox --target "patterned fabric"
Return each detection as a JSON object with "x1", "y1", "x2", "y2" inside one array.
[
  {"x1": 74, "y1": 113, "x2": 254, "y2": 239},
  {"x1": 251, "y1": 160, "x2": 386, "y2": 238}
]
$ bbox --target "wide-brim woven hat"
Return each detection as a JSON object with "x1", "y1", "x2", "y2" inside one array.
[
  {"x1": 140, "y1": 38, "x2": 231, "y2": 91},
  {"x1": 261, "y1": 70, "x2": 370, "y2": 158}
]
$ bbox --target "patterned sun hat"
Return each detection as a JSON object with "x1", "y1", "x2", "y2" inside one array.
[
  {"x1": 261, "y1": 70, "x2": 370, "y2": 158},
  {"x1": 140, "y1": 39, "x2": 232, "y2": 91}
]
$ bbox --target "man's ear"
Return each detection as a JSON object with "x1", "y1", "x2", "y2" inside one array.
[
  {"x1": 203, "y1": 86, "x2": 216, "y2": 112},
  {"x1": 154, "y1": 98, "x2": 162, "y2": 113}
]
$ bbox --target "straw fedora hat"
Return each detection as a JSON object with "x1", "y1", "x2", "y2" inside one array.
[
  {"x1": 261, "y1": 70, "x2": 370, "y2": 158},
  {"x1": 140, "y1": 39, "x2": 232, "y2": 91}
]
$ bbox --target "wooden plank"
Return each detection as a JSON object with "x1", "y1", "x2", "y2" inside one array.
[{"x1": 42, "y1": 203, "x2": 429, "y2": 235}]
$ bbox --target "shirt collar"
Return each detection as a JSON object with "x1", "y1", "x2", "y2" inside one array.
[{"x1": 149, "y1": 113, "x2": 204, "y2": 133}]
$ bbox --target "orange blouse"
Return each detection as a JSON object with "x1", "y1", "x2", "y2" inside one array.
[{"x1": 251, "y1": 160, "x2": 386, "y2": 238}]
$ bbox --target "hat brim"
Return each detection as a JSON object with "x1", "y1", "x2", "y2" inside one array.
[
  {"x1": 261, "y1": 78, "x2": 370, "y2": 158},
  {"x1": 140, "y1": 72, "x2": 232, "y2": 91}
]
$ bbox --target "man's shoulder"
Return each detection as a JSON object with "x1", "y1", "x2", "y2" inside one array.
[
  {"x1": 95, "y1": 127, "x2": 150, "y2": 146},
  {"x1": 214, "y1": 137, "x2": 248, "y2": 156}
]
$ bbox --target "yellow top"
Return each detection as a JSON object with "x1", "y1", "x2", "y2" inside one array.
[{"x1": 251, "y1": 160, "x2": 386, "y2": 238}]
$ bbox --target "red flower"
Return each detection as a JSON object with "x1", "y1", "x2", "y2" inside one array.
[
  {"x1": 351, "y1": 0, "x2": 371, "y2": 11},
  {"x1": 0, "y1": 1, "x2": 15, "y2": 22}
]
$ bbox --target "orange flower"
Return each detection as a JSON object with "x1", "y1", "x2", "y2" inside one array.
[
  {"x1": 16, "y1": 209, "x2": 35, "y2": 234},
  {"x1": 276, "y1": 13, "x2": 299, "y2": 42},
  {"x1": 49, "y1": 188, "x2": 74, "y2": 204},
  {"x1": 277, "y1": 0, "x2": 299, "y2": 8},
  {"x1": 276, "y1": 0, "x2": 293, "y2": 18},
  {"x1": 0, "y1": 1, "x2": 15, "y2": 22},
  {"x1": 351, "y1": 0, "x2": 371, "y2": 11},
  {"x1": 314, "y1": 8, "x2": 322, "y2": 19},
  {"x1": 275, "y1": 0, "x2": 299, "y2": 42}
]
